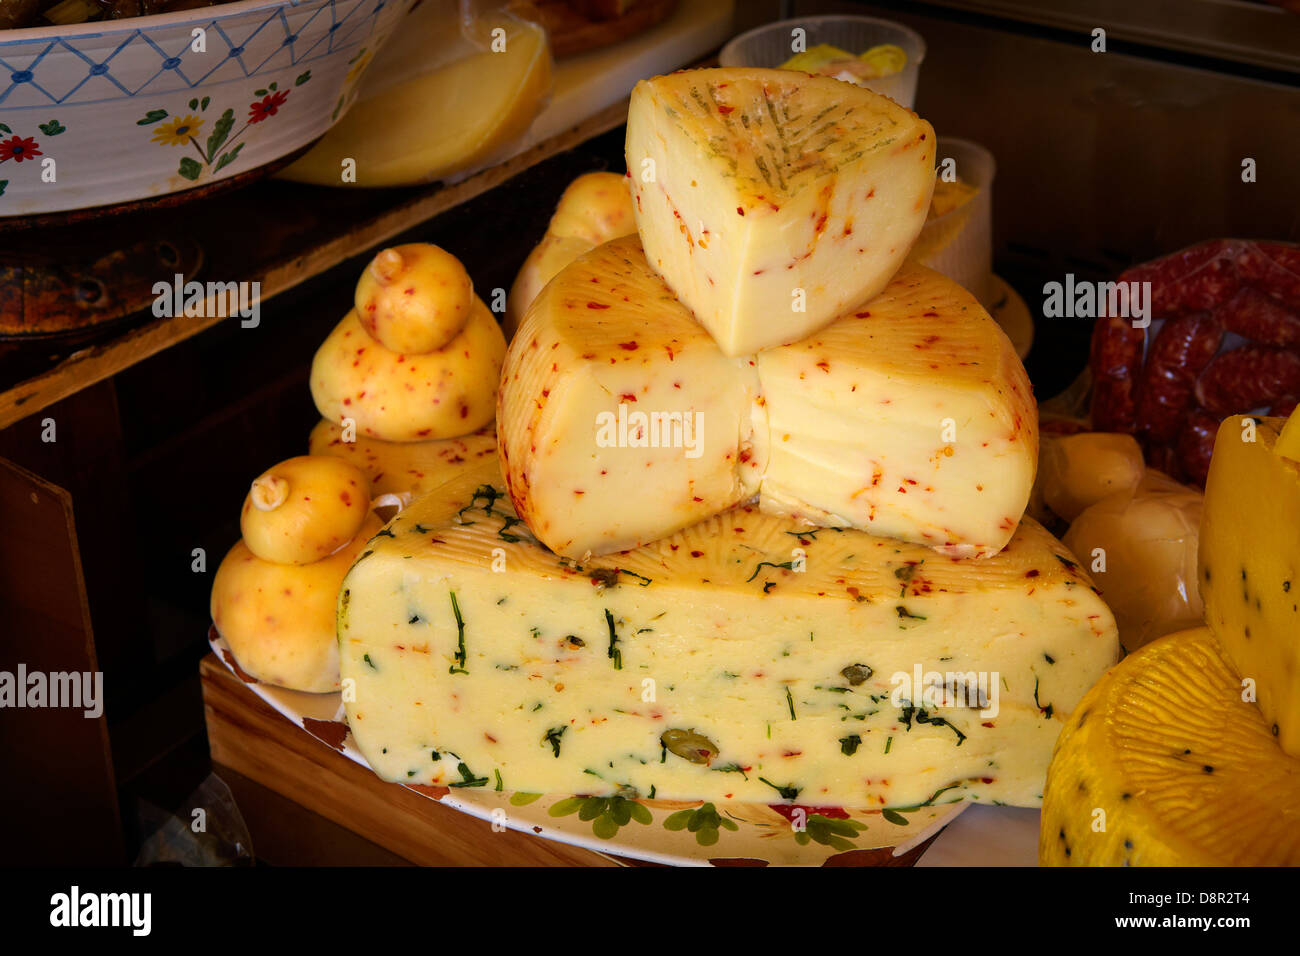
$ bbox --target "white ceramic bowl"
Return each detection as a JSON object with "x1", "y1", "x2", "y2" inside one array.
[
  {"x1": 0, "y1": 0, "x2": 413, "y2": 217},
  {"x1": 719, "y1": 14, "x2": 924, "y2": 108}
]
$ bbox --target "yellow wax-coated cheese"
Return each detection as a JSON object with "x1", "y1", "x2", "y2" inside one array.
[
  {"x1": 240, "y1": 456, "x2": 371, "y2": 566},
  {"x1": 214, "y1": 512, "x2": 383, "y2": 693},
  {"x1": 547, "y1": 172, "x2": 636, "y2": 247},
  {"x1": 499, "y1": 236, "x2": 1036, "y2": 559},
  {"x1": 626, "y1": 67, "x2": 935, "y2": 355},
  {"x1": 311, "y1": 300, "x2": 506, "y2": 443},
  {"x1": 308, "y1": 419, "x2": 498, "y2": 499},
  {"x1": 339, "y1": 476, "x2": 1117, "y2": 808},
  {"x1": 1200, "y1": 413, "x2": 1300, "y2": 758},
  {"x1": 1041, "y1": 626, "x2": 1300, "y2": 866},
  {"x1": 1039, "y1": 432, "x2": 1143, "y2": 523},
  {"x1": 755, "y1": 263, "x2": 1036, "y2": 557},
  {"x1": 506, "y1": 172, "x2": 636, "y2": 338},
  {"x1": 354, "y1": 244, "x2": 475, "y2": 355},
  {"x1": 499, "y1": 236, "x2": 764, "y2": 558}
]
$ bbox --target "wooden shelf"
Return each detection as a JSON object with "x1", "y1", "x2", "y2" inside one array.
[{"x1": 0, "y1": 100, "x2": 629, "y2": 431}]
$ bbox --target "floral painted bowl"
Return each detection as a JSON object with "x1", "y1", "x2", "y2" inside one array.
[{"x1": 0, "y1": 0, "x2": 414, "y2": 217}]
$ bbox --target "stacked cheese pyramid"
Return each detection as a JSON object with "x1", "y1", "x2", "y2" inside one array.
[{"x1": 338, "y1": 69, "x2": 1119, "y2": 812}]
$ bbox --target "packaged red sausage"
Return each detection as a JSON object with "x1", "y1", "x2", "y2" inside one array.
[{"x1": 1089, "y1": 239, "x2": 1300, "y2": 485}]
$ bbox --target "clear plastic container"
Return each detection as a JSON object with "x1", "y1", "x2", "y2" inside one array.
[
  {"x1": 910, "y1": 137, "x2": 996, "y2": 307},
  {"x1": 719, "y1": 14, "x2": 925, "y2": 108}
]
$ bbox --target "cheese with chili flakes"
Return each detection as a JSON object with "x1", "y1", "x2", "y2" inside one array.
[
  {"x1": 339, "y1": 470, "x2": 1117, "y2": 808},
  {"x1": 756, "y1": 261, "x2": 1038, "y2": 558},
  {"x1": 625, "y1": 67, "x2": 935, "y2": 356},
  {"x1": 499, "y1": 235, "x2": 1037, "y2": 559}
]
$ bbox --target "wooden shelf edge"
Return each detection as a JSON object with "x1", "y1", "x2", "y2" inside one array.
[{"x1": 0, "y1": 99, "x2": 630, "y2": 431}]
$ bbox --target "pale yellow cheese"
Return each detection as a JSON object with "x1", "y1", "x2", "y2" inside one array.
[
  {"x1": 499, "y1": 236, "x2": 1036, "y2": 559},
  {"x1": 626, "y1": 67, "x2": 935, "y2": 355},
  {"x1": 506, "y1": 172, "x2": 636, "y2": 338},
  {"x1": 214, "y1": 512, "x2": 383, "y2": 693},
  {"x1": 499, "y1": 236, "x2": 764, "y2": 558},
  {"x1": 281, "y1": 9, "x2": 552, "y2": 187},
  {"x1": 310, "y1": 300, "x2": 506, "y2": 443},
  {"x1": 755, "y1": 264, "x2": 1037, "y2": 557},
  {"x1": 340, "y1": 473, "x2": 1118, "y2": 808},
  {"x1": 308, "y1": 419, "x2": 497, "y2": 499}
]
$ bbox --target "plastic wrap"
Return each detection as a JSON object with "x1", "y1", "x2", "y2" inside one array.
[{"x1": 1063, "y1": 470, "x2": 1204, "y2": 655}]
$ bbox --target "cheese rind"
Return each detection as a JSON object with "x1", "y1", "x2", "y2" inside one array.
[
  {"x1": 755, "y1": 263, "x2": 1036, "y2": 556},
  {"x1": 498, "y1": 236, "x2": 764, "y2": 558},
  {"x1": 500, "y1": 236, "x2": 1036, "y2": 558},
  {"x1": 626, "y1": 67, "x2": 935, "y2": 355},
  {"x1": 1040, "y1": 627, "x2": 1300, "y2": 866},
  {"x1": 1199, "y1": 414, "x2": 1300, "y2": 757},
  {"x1": 308, "y1": 419, "x2": 497, "y2": 499},
  {"x1": 310, "y1": 299, "x2": 506, "y2": 443},
  {"x1": 339, "y1": 478, "x2": 1117, "y2": 808}
]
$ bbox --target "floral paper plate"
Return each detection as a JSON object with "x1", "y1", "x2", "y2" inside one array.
[{"x1": 209, "y1": 626, "x2": 967, "y2": 866}]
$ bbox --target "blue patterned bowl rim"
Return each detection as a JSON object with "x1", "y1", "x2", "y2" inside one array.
[{"x1": 0, "y1": 0, "x2": 342, "y2": 46}]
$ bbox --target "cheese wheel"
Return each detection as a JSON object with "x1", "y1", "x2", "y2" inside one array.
[
  {"x1": 499, "y1": 235, "x2": 1036, "y2": 559},
  {"x1": 1040, "y1": 626, "x2": 1300, "y2": 866},
  {"x1": 307, "y1": 419, "x2": 497, "y2": 499},
  {"x1": 1200, "y1": 413, "x2": 1300, "y2": 757},
  {"x1": 213, "y1": 512, "x2": 383, "y2": 693},
  {"x1": 354, "y1": 244, "x2": 474, "y2": 355},
  {"x1": 310, "y1": 299, "x2": 506, "y2": 442},
  {"x1": 626, "y1": 67, "x2": 935, "y2": 355},
  {"x1": 240, "y1": 456, "x2": 371, "y2": 566},
  {"x1": 341, "y1": 475, "x2": 1117, "y2": 808},
  {"x1": 506, "y1": 172, "x2": 637, "y2": 338}
]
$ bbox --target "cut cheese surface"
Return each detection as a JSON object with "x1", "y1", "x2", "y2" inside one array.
[
  {"x1": 1199, "y1": 414, "x2": 1300, "y2": 758},
  {"x1": 756, "y1": 263, "x2": 1036, "y2": 556},
  {"x1": 1040, "y1": 627, "x2": 1300, "y2": 866},
  {"x1": 500, "y1": 236, "x2": 1036, "y2": 558},
  {"x1": 626, "y1": 67, "x2": 935, "y2": 355},
  {"x1": 498, "y1": 236, "x2": 764, "y2": 558},
  {"x1": 339, "y1": 474, "x2": 1117, "y2": 809},
  {"x1": 281, "y1": 9, "x2": 552, "y2": 186},
  {"x1": 308, "y1": 419, "x2": 497, "y2": 499}
]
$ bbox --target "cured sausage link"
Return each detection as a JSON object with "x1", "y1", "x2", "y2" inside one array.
[
  {"x1": 1195, "y1": 345, "x2": 1300, "y2": 417},
  {"x1": 1136, "y1": 313, "x2": 1222, "y2": 444},
  {"x1": 1089, "y1": 315, "x2": 1146, "y2": 433},
  {"x1": 1214, "y1": 286, "x2": 1300, "y2": 348}
]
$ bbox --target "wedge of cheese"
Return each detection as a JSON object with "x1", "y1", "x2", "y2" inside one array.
[
  {"x1": 1041, "y1": 627, "x2": 1300, "y2": 866},
  {"x1": 626, "y1": 67, "x2": 935, "y2": 355},
  {"x1": 339, "y1": 473, "x2": 1117, "y2": 809},
  {"x1": 499, "y1": 235, "x2": 1036, "y2": 559},
  {"x1": 756, "y1": 264, "x2": 1036, "y2": 555},
  {"x1": 1200, "y1": 413, "x2": 1300, "y2": 758},
  {"x1": 498, "y1": 236, "x2": 765, "y2": 557}
]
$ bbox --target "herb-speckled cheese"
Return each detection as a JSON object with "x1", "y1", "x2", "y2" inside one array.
[
  {"x1": 339, "y1": 471, "x2": 1116, "y2": 809},
  {"x1": 499, "y1": 235, "x2": 1036, "y2": 560},
  {"x1": 626, "y1": 67, "x2": 935, "y2": 356},
  {"x1": 1199, "y1": 413, "x2": 1300, "y2": 758}
]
